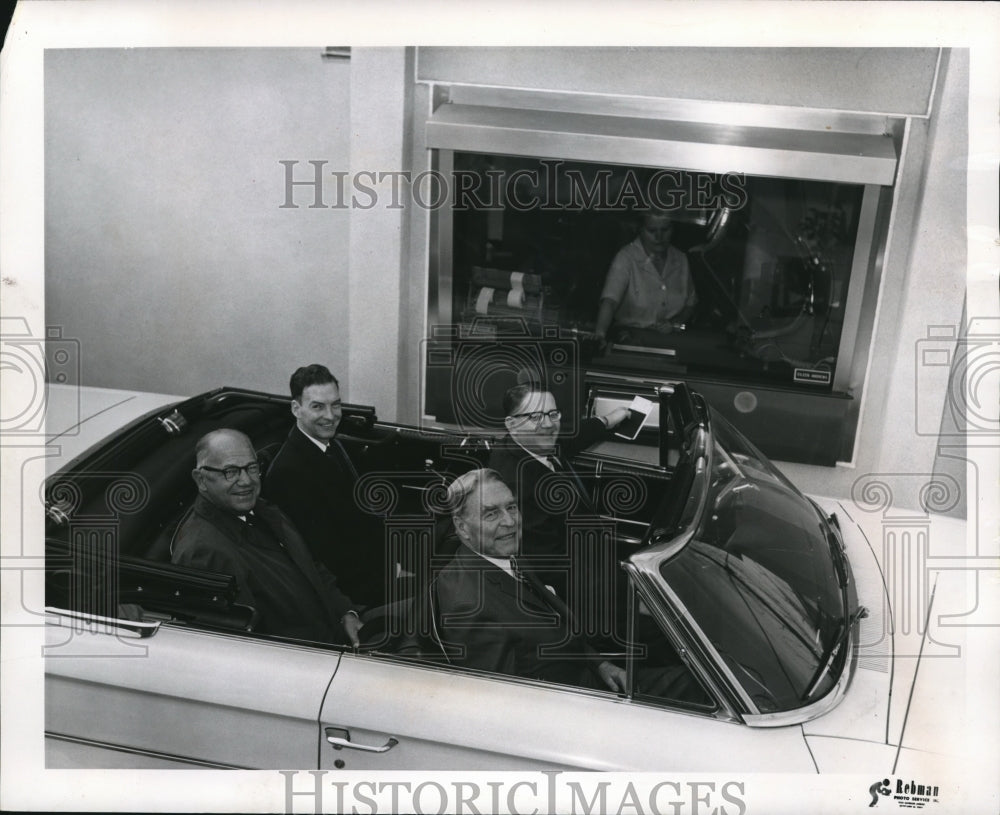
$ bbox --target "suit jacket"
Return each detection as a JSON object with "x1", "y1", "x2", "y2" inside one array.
[
  {"x1": 264, "y1": 426, "x2": 386, "y2": 606},
  {"x1": 171, "y1": 495, "x2": 356, "y2": 643},
  {"x1": 488, "y1": 416, "x2": 608, "y2": 562},
  {"x1": 434, "y1": 544, "x2": 601, "y2": 687}
]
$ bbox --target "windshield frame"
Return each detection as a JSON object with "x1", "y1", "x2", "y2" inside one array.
[{"x1": 626, "y1": 394, "x2": 859, "y2": 724}]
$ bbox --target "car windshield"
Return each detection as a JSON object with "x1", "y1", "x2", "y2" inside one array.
[{"x1": 658, "y1": 407, "x2": 847, "y2": 713}]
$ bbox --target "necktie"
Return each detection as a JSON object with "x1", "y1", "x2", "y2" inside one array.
[
  {"x1": 548, "y1": 455, "x2": 596, "y2": 512},
  {"x1": 242, "y1": 511, "x2": 284, "y2": 549},
  {"x1": 510, "y1": 555, "x2": 572, "y2": 621},
  {"x1": 326, "y1": 439, "x2": 359, "y2": 479}
]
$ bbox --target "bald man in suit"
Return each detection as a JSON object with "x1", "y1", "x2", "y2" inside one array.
[{"x1": 172, "y1": 428, "x2": 362, "y2": 645}]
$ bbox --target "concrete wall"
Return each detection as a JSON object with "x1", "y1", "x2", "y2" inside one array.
[
  {"x1": 45, "y1": 48, "x2": 351, "y2": 397},
  {"x1": 779, "y1": 49, "x2": 968, "y2": 515},
  {"x1": 347, "y1": 48, "x2": 413, "y2": 418},
  {"x1": 417, "y1": 47, "x2": 939, "y2": 115}
]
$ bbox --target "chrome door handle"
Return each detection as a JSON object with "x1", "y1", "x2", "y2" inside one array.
[{"x1": 325, "y1": 727, "x2": 398, "y2": 753}]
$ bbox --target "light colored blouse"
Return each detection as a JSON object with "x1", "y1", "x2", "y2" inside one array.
[{"x1": 600, "y1": 238, "x2": 696, "y2": 328}]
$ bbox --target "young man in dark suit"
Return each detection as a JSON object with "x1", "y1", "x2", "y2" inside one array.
[
  {"x1": 172, "y1": 428, "x2": 362, "y2": 645},
  {"x1": 264, "y1": 364, "x2": 387, "y2": 608}
]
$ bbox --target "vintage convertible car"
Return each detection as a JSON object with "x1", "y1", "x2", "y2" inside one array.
[{"x1": 42, "y1": 381, "x2": 964, "y2": 776}]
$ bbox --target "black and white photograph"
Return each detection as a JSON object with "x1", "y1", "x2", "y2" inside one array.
[{"x1": 1, "y1": 2, "x2": 998, "y2": 813}]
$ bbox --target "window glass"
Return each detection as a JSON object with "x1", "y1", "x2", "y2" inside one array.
[
  {"x1": 629, "y1": 592, "x2": 716, "y2": 710},
  {"x1": 658, "y1": 410, "x2": 847, "y2": 712},
  {"x1": 444, "y1": 152, "x2": 865, "y2": 391}
]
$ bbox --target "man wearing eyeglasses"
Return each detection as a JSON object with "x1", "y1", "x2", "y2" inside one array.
[
  {"x1": 172, "y1": 428, "x2": 363, "y2": 646},
  {"x1": 491, "y1": 384, "x2": 628, "y2": 554},
  {"x1": 489, "y1": 384, "x2": 628, "y2": 599}
]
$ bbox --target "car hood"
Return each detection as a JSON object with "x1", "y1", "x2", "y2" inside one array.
[{"x1": 802, "y1": 496, "x2": 968, "y2": 777}]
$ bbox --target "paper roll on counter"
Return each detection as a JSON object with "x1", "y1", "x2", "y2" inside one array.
[
  {"x1": 475, "y1": 286, "x2": 496, "y2": 315},
  {"x1": 471, "y1": 266, "x2": 542, "y2": 294}
]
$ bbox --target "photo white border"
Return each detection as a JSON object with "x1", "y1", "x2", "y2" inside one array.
[{"x1": 2, "y1": 2, "x2": 998, "y2": 812}]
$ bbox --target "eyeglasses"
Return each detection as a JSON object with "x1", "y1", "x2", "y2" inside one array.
[
  {"x1": 510, "y1": 409, "x2": 562, "y2": 425},
  {"x1": 198, "y1": 461, "x2": 261, "y2": 483}
]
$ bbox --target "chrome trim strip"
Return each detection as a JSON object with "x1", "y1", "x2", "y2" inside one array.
[
  {"x1": 624, "y1": 583, "x2": 636, "y2": 701},
  {"x1": 45, "y1": 606, "x2": 160, "y2": 638},
  {"x1": 424, "y1": 144, "x2": 451, "y2": 422},
  {"x1": 742, "y1": 621, "x2": 859, "y2": 728},
  {"x1": 44, "y1": 732, "x2": 251, "y2": 769},
  {"x1": 633, "y1": 559, "x2": 760, "y2": 718},
  {"x1": 437, "y1": 83, "x2": 898, "y2": 136},
  {"x1": 343, "y1": 651, "x2": 623, "y2": 702},
  {"x1": 428, "y1": 148, "x2": 452, "y2": 327},
  {"x1": 623, "y1": 564, "x2": 740, "y2": 723},
  {"x1": 584, "y1": 369, "x2": 682, "y2": 390},
  {"x1": 832, "y1": 183, "x2": 883, "y2": 392}
]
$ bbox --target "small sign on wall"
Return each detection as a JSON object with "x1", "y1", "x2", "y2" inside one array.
[{"x1": 793, "y1": 368, "x2": 832, "y2": 385}]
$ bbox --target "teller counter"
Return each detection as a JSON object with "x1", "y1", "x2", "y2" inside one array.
[{"x1": 582, "y1": 366, "x2": 852, "y2": 467}]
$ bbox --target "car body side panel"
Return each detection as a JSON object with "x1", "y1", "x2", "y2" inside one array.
[
  {"x1": 45, "y1": 622, "x2": 340, "y2": 769},
  {"x1": 319, "y1": 655, "x2": 818, "y2": 772},
  {"x1": 803, "y1": 735, "x2": 902, "y2": 775},
  {"x1": 805, "y1": 735, "x2": 953, "y2": 781}
]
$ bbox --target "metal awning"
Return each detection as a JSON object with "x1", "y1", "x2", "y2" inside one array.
[{"x1": 426, "y1": 102, "x2": 898, "y2": 186}]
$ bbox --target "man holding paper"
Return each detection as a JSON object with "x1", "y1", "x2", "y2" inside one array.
[{"x1": 489, "y1": 384, "x2": 628, "y2": 606}]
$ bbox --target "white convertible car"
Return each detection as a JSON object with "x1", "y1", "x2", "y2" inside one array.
[{"x1": 42, "y1": 381, "x2": 967, "y2": 780}]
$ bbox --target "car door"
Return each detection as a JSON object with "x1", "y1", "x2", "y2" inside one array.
[
  {"x1": 45, "y1": 609, "x2": 341, "y2": 769},
  {"x1": 317, "y1": 652, "x2": 818, "y2": 772}
]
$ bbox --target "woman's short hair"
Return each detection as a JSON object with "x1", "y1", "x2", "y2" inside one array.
[{"x1": 637, "y1": 205, "x2": 675, "y2": 224}]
